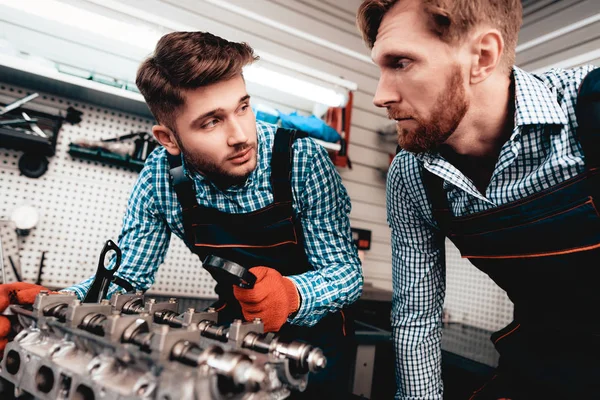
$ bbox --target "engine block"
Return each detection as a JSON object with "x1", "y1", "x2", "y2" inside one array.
[{"x1": 0, "y1": 292, "x2": 326, "y2": 400}]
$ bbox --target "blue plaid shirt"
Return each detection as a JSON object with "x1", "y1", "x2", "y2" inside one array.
[
  {"x1": 65, "y1": 121, "x2": 363, "y2": 327},
  {"x1": 387, "y1": 65, "x2": 596, "y2": 399}
]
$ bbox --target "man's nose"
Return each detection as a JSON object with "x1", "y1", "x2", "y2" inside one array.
[
  {"x1": 373, "y1": 73, "x2": 401, "y2": 109},
  {"x1": 227, "y1": 118, "x2": 249, "y2": 146}
]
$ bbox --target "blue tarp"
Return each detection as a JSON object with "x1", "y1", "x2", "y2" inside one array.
[
  {"x1": 254, "y1": 107, "x2": 341, "y2": 143},
  {"x1": 278, "y1": 111, "x2": 341, "y2": 143}
]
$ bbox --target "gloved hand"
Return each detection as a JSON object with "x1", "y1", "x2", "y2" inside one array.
[
  {"x1": 233, "y1": 267, "x2": 300, "y2": 332},
  {"x1": 0, "y1": 282, "x2": 48, "y2": 351}
]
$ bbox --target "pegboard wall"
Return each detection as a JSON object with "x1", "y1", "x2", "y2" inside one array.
[
  {"x1": 0, "y1": 220, "x2": 21, "y2": 284},
  {"x1": 444, "y1": 240, "x2": 514, "y2": 331},
  {"x1": 0, "y1": 82, "x2": 217, "y2": 299},
  {"x1": 0, "y1": 81, "x2": 516, "y2": 330}
]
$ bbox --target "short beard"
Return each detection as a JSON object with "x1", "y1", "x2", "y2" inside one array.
[
  {"x1": 174, "y1": 136, "x2": 254, "y2": 189},
  {"x1": 394, "y1": 64, "x2": 469, "y2": 153},
  {"x1": 184, "y1": 151, "x2": 252, "y2": 189}
]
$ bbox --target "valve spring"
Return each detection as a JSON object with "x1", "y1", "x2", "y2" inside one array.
[
  {"x1": 43, "y1": 303, "x2": 69, "y2": 322},
  {"x1": 128, "y1": 330, "x2": 153, "y2": 353},
  {"x1": 171, "y1": 341, "x2": 204, "y2": 367},
  {"x1": 79, "y1": 313, "x2": 107, "y2": 336},
  {"x1": 121, "y1": 298, "x2": 144, "y2": 314},
  {"x1": 153, "y1": 309, "x2": 181, "y2": 327}
]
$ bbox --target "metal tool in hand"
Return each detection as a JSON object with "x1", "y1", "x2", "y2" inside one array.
[
  {"x1": 203, "y1": 255, "x2": 256, "y2": 289},
  {"x1": 83, "y1": 240, "x2": 122, "y2": 303}
]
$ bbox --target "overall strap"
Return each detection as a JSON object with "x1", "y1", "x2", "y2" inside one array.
[
  {"x1": 576, "y1": 68, "x2": 600, "y2": 168},
  {"x1": 396, "y1": 145, "x2": 454, "y2": 233},
  {"x1": 421, "y1": 167, "x2": 453, "y2": 234},
  {"x1": 270, "y1": 128, "x2": 308, "y2": 203},
  {"x1": 167, "y1": 153, "x2": 199, "y2": 209}
]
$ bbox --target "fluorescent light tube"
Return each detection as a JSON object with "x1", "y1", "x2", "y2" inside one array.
[
  {"x1": 0, "y1": 0, "x2": 353, "y2": 106},
  {"x1": 244, "y1": 65, "x2": 347, "y2": 107},
  {"x1": 0, "y1": 0, "x2": 161, "y2": 50},
  {"x1": 83, "y1": 0, "x2": 359, "y2": 91}
]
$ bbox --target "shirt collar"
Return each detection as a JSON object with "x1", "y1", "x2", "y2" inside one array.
[
  {"x1": 413, "y1": 66, "x2": 567, "y2": 164},
  {"x1": 250, "y1": 121, "x2": 268, "y2": 184},
  {"x1": 512, "y1": 66, "x2": 568, "y2": 126}
]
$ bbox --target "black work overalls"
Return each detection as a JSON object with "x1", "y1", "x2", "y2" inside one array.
[
  {"x1": 423, "y1": 70, "x2": 600, "y2": 399},
  {"x1": 167, "y1": 128, "x2": 351, "y2": 394}
]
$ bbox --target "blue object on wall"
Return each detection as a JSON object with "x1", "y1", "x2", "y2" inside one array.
[
  {"x1": 255, "y1": 109, "x2": 280, "y2": 124},
  {"x1": 278, "y1": 111, "x2": 341, "y2": 143}
]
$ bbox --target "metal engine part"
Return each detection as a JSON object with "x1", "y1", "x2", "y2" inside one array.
[{"x1": 0, "y1": 292, "x2": 327, "y2": 400}]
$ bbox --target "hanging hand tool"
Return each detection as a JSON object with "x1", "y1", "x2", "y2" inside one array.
[
  {"x1": 0, "y1": 93, "x2": 39, "y2": 116},
  {"x1": 8, "y1": 256, "x2": 22, "y2": 282},
  {"x1": 21, "y1": 112, "x2": 48, "y2": 138},
  {"x1": 83, "y1": 240, "x2": 123, "y2": 303},
  {"x1": 101, "y1": 131, "x2": 157, "y2": 161},
  {"x1": 100, "y1": 131, "x2": 147, "y2": 142},
  {"x1": 0, "y1": 118, "x2": 39, "y2": 126},
  {"x1": 35, "y1": 251, "x2": 46, "y2": 285}
]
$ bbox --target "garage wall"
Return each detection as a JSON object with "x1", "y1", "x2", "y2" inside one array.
[
  {"x1": 1, "y1": 0, "x2": 598, "y2": 330},
  {"x1": 0, "y1": 0, "x2": 396, "y2": 294}
]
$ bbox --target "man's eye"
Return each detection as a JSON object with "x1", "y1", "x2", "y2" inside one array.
[
  {"x1": 239, "y1": 104, "x2": 250, "y2": 113},
  {"x1": 395, "y1": 60, "x2": 411, "y2": 70},
  {"x1": 202, "y1": 119, "x2": 218, "y2": 129}
]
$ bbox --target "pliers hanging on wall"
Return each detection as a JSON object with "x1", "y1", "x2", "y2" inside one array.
[
  {"x1": 0, "y1": 93, "x2": 47, "y2": 137},
  {"x1": 0, "y1": 93, "x2": 39, "y2": 116}
]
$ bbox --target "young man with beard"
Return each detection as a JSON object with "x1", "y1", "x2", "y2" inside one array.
[
  {"x1": 0, "y1": 31, "x2": 363, "y2": 393},
  {"x1": 357, "y1": 0, "x2": 599, "y2": 399}
]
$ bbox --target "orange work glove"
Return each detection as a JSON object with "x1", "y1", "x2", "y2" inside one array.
[
  {"x1": 233, "y1": 267, "x2": 300, "y2": 332},
  {"x1": 0, "y1": 282, "x2": 48, "y2": 351}
]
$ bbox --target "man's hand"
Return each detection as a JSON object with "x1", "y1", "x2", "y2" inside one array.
[
  {"x1": 233, "y1": 267, "x2": 300, "y2": 332},
  {"x1": 0, "y1": 282, "x2": 48, "y2": 351}
]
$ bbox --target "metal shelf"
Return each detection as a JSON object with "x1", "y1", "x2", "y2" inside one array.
[
  {"x1": 0, "y1": 53, "x2": 342, "y2": 152},
  {"x1": 312, "y1": 137, "x2": 341, "y2": 151},
  {"x1": 0, "y1": 53, "x2": 153, "y2": 118}
]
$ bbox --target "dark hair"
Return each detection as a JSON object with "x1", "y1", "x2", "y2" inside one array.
[{"x1": 136, "y1": 31, "x2": 259, "y2": 129}]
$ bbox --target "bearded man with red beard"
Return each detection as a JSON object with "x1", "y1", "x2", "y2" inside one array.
[{"x1": 358, "y1": 0, "x2": 600, "y2": 399}]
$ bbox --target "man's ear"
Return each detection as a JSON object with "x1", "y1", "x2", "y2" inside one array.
[
  {"x1": 469, "y1": 28, "x2": 504, "y2": 84},
  {"x1": 152, "y1": 125, "x2": 181, "y2": 156}
]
